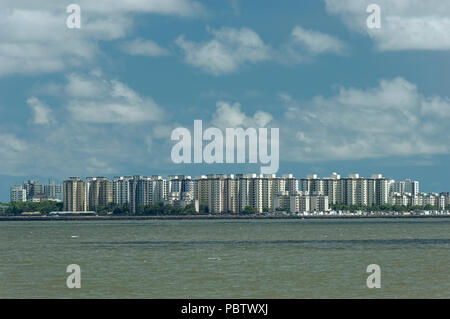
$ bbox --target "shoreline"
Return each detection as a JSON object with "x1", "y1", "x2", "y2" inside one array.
[{"x1": 0, "y1": 214, "x2": 449, "y2": 221}]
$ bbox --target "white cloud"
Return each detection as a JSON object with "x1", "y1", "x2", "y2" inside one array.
[
  {"x1": 121, "y1": 38, "x2": 170, "y2": 56},
  {"x1": 176, "y1": 27, "x2": 271, "y2": 75},
  {"x1": 176, "y1": 26, "x2": 346, "y2": 74},
  {"x1": 79, "y1": 0, "x2": 207, "y2": 17},
  {"x1": 421, "y1": 96, "x2": 450, "y2": 119},
  {"x1": 65, "y1": 72, "x2": 110, "y2": 98},
  {"x1": 211, "y1": 101, "x2": 273, "y2": 128},
  {"x1": 0, "y1": 0, "x2": 205, "y2": 77},
  {"x1": 65, "y1": 73, "x2": 164, "y2": 123},
  {"x1": 0, "y1": 70, "x2": 173, "y2": 176},
  {"x1": 290, "y1": 26, "x2": 347, "y2": 55},
  {"x1": 325, "y1": 0, "x2": 450, "y2": 51},
  {"x1": 0, "y1": 134, "x2": 27, "y2": 153},
  {"x1": 0, "y1": 9, "x2": 98, "y2": 76},
  {"x1": 26, "y1": 97, "x2": 55, "y2": 125},
  {"x1": 278, "y1": 77, "x2": 450, "y2": 161}
]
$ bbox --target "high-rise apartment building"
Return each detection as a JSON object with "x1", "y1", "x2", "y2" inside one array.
[
  {"x1": 44, "y1": 181, "x2": 63, "y2": 201},
  {"x1": 394, "y1": 179, "x2": 419, "y2": 196},
  {"x1": 86, "y1": 177, "x2": 112, "y2": 210},
  {"x1": 23, "y1": 180, "x2": 44, "y2": 200},
  {"x1": 63, "y1": 177, "x2": 87, "y2": 212},
  {"x1": 10, "y1": 185, "x2": 27, "y2": 202},
  {"x1": 301, "y1": 173, "x2": 391, "y2": 207},
  {"x1": 112, "y1": 176, "x2": 132, "y2": 205}
]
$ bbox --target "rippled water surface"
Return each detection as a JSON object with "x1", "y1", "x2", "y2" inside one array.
[{"x1": 1, "y1": 219, "x2": 449, "y2": 298}]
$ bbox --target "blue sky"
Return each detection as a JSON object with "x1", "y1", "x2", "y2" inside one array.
[{"x1": 1, "y1": 0, "x2": 450, "y2": 201}]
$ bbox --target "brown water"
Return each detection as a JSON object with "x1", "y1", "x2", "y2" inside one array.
[{"x1": 0, "y1": 218, "x2": 449, "y2": 298}]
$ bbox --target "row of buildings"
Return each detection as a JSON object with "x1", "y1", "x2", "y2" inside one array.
[
  {"x1": 300, "y1": 173, "x2": 447, "y2": 209},
  {"x1": 61, "y1": 173, "x2": 449, "y2": 214},
  {"x1": 62, "y1": 174, "x2": 309, "y2": 214},
  {"x1": 11, "y1": 173, "x2": 450, "y2": 214},
  {"x1": 10, "y1": 180, "x2": 62, "y2": 203}
]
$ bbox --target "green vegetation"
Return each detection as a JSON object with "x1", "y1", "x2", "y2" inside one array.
[
  {"x1": 136, "y1": 202, "x2": 199, "y2": 216},
  {"x1": 241, "y1": 206, "x2": 258, "y2": 214},
  {"x1": 2, "y1": 201, "x2": 445, "y2": 217},
  {"x1": 102, "y1": 202, "x2": 204, "y2": 216},
  {"x1": 92, "y1": 203, "x2": 126, "y2": 215},
  {"x1": 331, "y1": 203, "x2": 439, "y2": 212},
  {"x1": 2, "y1": 201, "x2": 63, "y2": 215}
]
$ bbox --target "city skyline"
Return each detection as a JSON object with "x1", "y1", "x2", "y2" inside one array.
[
  {"x1": 6, "y1": 170, "x2": 449, "y2": 198},
  {"x1": 1, "y1": 1, "x2": 450, "y2": 204},
  {"x1": 7, "y1": 172, "x2": 450, "y2": 214}
]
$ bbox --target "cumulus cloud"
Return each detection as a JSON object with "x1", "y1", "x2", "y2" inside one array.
[
  {"x1": 176, "y1": 26, "x2": 346, "y2": 74},
  {"x1": 0, "y1": 0, "x2": 205, "y2": 77},
  {"x1": 79, "y1": 0, "x2": 207, "y2": 17},
  {"x1": 211, "y1": 101, "x2": 273, "y2": 128},
  {"x1": 290, "y1": 26, "x2": 347, "y2": 55},
  {"x1": 65, "y1": 73, "x2": 164, "y2": 123},
  {"x1": 176, "y1": 27, "x2": 271, "y2": 75},
  {"x1": 421, "y1": 96, "x2": 450, "y2": 119},
  {"x1": 121, "y1": 38, "x2": 171, "y2": 56},
  {"x1": 26, "y1": 97, "x2": 55, "y2": 125},
  {"x1": 278, "y1": 77, "x2": 450, "y2": 161},
  {"x1": 3, "y1": 71, "x2": 173, "y2": 176},
  {"x1": 325, "y1": 0, "x2": 450, "y2": 51},
  {"x1": 0, "y1": 8, "x2": 98, "y2": 76}
]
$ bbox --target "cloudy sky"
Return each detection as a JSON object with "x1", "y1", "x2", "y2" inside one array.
[{"x1": 1, "y1": 0, "x2": 450, "y2": 200}]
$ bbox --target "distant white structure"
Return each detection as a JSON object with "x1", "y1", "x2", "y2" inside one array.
[
  {"x1": 10, "y1": 180, "x2": 62, "y2": 203},
  {"x1": 393, "y1": 179, "x2": 419, "y2": 196},
  {"x1": 10, "y1": 185, "x2": 27, "y2": 202}
]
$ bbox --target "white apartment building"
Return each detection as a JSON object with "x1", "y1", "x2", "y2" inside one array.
[
  {"x1": 274, "y1": 192, "x2": 328, "y2": 213},
  {"x1": 10, "y1": 185, "x2": 27, "y2": 202},
  {"x1": 301, "y1": 173, "x2": 391, "y2": 207},
  {"x1": 389, "y1": 192, "x2": 445, "y2": 210},
  {"x1": 112, "y1": 176, "x2": 132, "y2": 205}
]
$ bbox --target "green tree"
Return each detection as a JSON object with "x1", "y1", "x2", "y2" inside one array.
[{"x1": 242, "y1": 206, "x2": 257, "y2": 214}]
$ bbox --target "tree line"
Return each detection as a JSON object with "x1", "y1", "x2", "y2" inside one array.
[
  {"x1": 1, "y1": 201, "x2": 448, "y2": 216},
  {"x1": 1, "y1": 201, "x2": 63, "y2": 215}
]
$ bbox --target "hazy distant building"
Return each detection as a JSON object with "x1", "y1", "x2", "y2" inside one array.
[
  {"x1": 10, "y1": 180, "x2": 62, "y2": 203},
  {"x1": 44, "y1": 181, "x2": 63, "y2": 201},
  {"x1": 10, "y1": 185, "x2": 27, "y2": 202},
  {"x1": 394, "y1": 179, "x2": 419, "y2": 196},
  {"x1": 23, "y1": 180, "x2": 44, "y2": 200}
]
